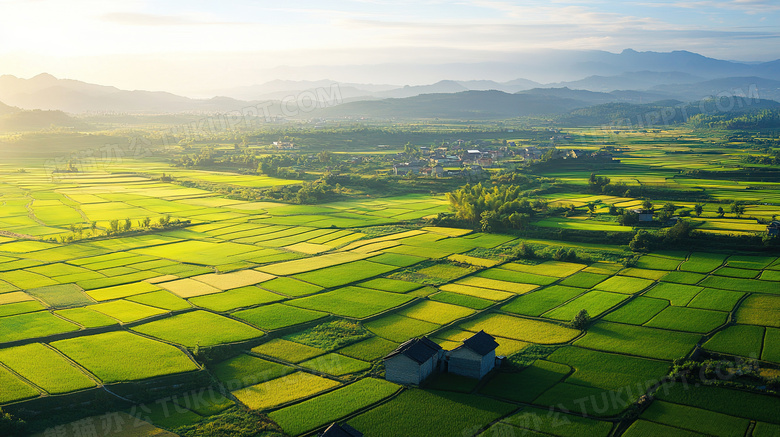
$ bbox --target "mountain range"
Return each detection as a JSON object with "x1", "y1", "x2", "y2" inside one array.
[{"x1": 0, "y1": 49, "x2": 778, "y2": 120}]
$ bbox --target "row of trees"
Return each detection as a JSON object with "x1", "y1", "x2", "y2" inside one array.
[{"x1": 51, "y1": 215, "x2": 179, "y2": 243}]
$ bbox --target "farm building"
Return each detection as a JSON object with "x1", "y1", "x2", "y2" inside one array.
[
  {"x1": 447, "y1": 330, "x2": 499, "y2": 380},
  {"x1": 319, "y1": 423, "x2": 363, "y2": 437},
  {"x1": 383, "y1": 336, "x2": 444, "y2": 384},
  {"x1": 631, "y1": 208, "x2": 655, "y2": 222},
  {"x1": 767, "y1": 221, "x2": 780, "y2": 237}
]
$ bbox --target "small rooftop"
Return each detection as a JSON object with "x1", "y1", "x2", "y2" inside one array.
[
  {"x1": 384, "y1": 336, "x2": 442, "y2": 363},
  {"x1": 460, "y1": 330, "x2": 499, "y2": 356}
]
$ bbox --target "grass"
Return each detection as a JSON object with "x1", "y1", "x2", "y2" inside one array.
[
  {"x1": 660, "y1": 271, "x2": 706, "y2": 285},
  {"x1": 284, "y1": 319, "x2": 371, "y2": 351},
  {"x1": 679, "y1": 252, "x2": 728, "y2": 273},
  {"x1": 429, "y1": 291, "x2": 493, "y2": 309},
  {"x1": 735, "y1": 295, "x2": 780, "y2": 328},
  {"x1": 368, "y1": 252, "x2": 427, "y2": 267},
  {"x1": 51, "y1": 331, "x2": 199, "y2": 383},
  {"x1": 687, "y1": 288, "x2": 744, "y2": 311},
  {"x1": 232, "y1": 303, "x2": 327, "y2": 331},
  {"x1": 358, "y1": 278, "x2": 422, "y2": 293},
  {"x1": 593, "y1": 276, "x2": 654, "y2": 294},
  {"x1": 501, "y1": 285, "x2": 586, "y2": 317},
  {"x1": 713, "y1": 266, "x2": 760, "y2": 279},
  {"x1": 754, "y1": 423, "x2": 780, "y2": 437},
  {"x1": 622, "y1": 420, "x2": 702, "y2": 437},
  {"x1": 191, "y1": 270, "x2": 275, "y2": 290},
  {"x1": 618, "y1": 268, "x2": 668, "y2": 281},
  {"x1": 644, "y1": 306, "x2": 727, "y2": 333},
  {"x1": 559, "y1": 272, "x2": 610, "y2": 288},
  {"x1": 299, "y1": 353, "x2": 371, "y2": 376},
  {"x1": 132, "y1": 310, "x2": 263, "y2": 348},
  {"x1": 457, "y1": 276, "x2": 539, "y2": 294},
  {"x1": 439, "y1": 283, "x2": 514, "y2": 300},
  {"x1": 0, "y1": 301, "x2": 45, "y2": 317},
  {"x1": 726, "y1": 255, "x2": 777, "y2": 269},
  {"x1": 0, "y1": 311, "x2": 80, "y2": 343},
  {"x1": 364, "y1": 314, "x2": 441, "y2": 342},
  {"x1": 655, "y1": 383, "x2": 780, "y2": 424},
  {"x1": 90, "y1": 300, "x2": 168, "y2": 323},
  {"x1": 231, "y1": 371, "x2": 340, "y2": 411},
  {"x1": 459, "y1": 313, "x2": 580, "y2": 344},
  {"x1": 542, "y1": 290, "x2": 628, "y2": 320},
  {"x1": 0, "y1": 365, "x2": 38, "y2": 404},
  {"x1": 476, "y1": 268, "x2": 558, "y2": 286},
  {"x1": 636, "y1": 255, "x2": 682, "y2": 270},
  {"x1": 211, "y1": 353, "x2": 294, "y2": 390},
  {"x1": 573, "y1": 321, "x2": 700, "y2": 360},
  {"x1": 641, "y1": 401, "x2": 750, "y2": 437},
  {"x1": 24, "y1": 284, "x2": 93, "y2": 308},
  {"x1": 643, "y1": 283, "x2": 704, "y2": 306},
  {"x1": 764, "y1": 328, "x2": 780, "y2": 363},
  {"x1": 602, "y1": 296, "x2": 668, "y2": 325},
  {"x1": 547, "y1": 346, "x2": 670, "y2": 390},
  {"x1": 126, "y1": 290, "x2": 192, "y2": 311},
  {"x1": 269, "y1": 378, "x2": 399, "y2": 436},
  {"x1": 0, "y1": 343, "x2": 96, "y2": 394},
  {"x1": 498, "y1": 406, "x2": 613, "y2": 436},
  {"x1": 292, "y1": 261, "x2": 396, "y2": 288},
  {"x1": 257, "y1": 277, "x2": 324, "y2": 297},
  {"x1": 338, "y1": 336, "x2": 398, "y2": 361},
  {"x1": 86, "y1": 282, "x2": 162, "y2": 301},
  {"x1": 533, "y1": 382, "x2": 635, "y2": 417},
  {"x1": 699, "y1": 276, "x2": 780, "y2": 294},
  {"x1": 285, "y1": 286, "x2": 414, "y2": 319},
  {"x1": 251, "y1": 339, "x2": 325, "y2": 363},
  {"x1": 479, "y1": 359, "x2": 571, "y2": 402},
  {"x1": 501, "y1": 260, "x2": 586, "y2": 277},
  {"x1": 396, "y1": 300, "x2": 475, "y2": 325},
  {"x1": 703, "y1": 324, "x2": 764, "y2": 357},
  {"x1": 157, "y1": 278, "x2": 223, "y2": 298},
  {"x1": 348, "y1": 388, "x2": 515, "y2": 437},
  {"x1": 188, "y1": 286, "x2": 285, "y2": 312},
  {"x1": 54, "y1": 307, "x2": 119, "y2": 328}
]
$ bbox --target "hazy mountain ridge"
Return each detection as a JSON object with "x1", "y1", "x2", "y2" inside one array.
[{"x1": 0, "y1": 49, "x2": 778, "y2": 115}]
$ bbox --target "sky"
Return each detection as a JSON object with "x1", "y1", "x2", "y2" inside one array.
[{"x1": 1, "y1": 0, "x2": 779, "y2": 95}]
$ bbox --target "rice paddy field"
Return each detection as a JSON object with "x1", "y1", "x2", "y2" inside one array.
[{"x1": 0, "y1": 138, "x2": 779, "y2": 437}]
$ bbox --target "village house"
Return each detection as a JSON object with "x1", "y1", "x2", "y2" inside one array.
[
  {"x1": 383, "y1": 337, "x2": 444, "y2": 384},
  {"x1": 632, "y1": 208, "x2": 655, "y2": 222},
  {"x1": 447, "y1": 330, "x2": 499, "y2": 380},
  {"x1": 767, "y1": 221, "x2": 780, "y2": 237},
  {"x1": 385, "y1": 332, "x2": 500, "y2": 384},
  {"x1": 393, "y1": 161, "x2": 425, "y2": 175},
  {"x1": 319, "y1": 423, "x2": 363, "y2": 437}
]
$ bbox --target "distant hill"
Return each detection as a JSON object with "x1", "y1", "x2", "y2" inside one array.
[
  {"x1": 0, "y1": 109, "x2": 88, "y2": 131},
  {"x1": 318, "y1": 90, "x2": 593, "y2": 119},
  {"x1": 550, "y1": 71, "x2": 703, "y2": 92},
  {"x1": 652, "y1": 77, "x2": 780, "y2": 102},
  {"x1": 0, "y1": 100, "x2": 18, "y2": 115}
]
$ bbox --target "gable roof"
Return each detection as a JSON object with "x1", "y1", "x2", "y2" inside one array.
[
  {"x1": 460, "y1": 330, "x2": 499, "y2": 356},
  {"x1": 320, "y1": 423, "x2": 363, "y2": 437},
  {"x1": 383, "y1": 336, "x2": 442, "y2": 364}
]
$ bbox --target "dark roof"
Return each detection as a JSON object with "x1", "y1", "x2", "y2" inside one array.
[
  {"x1": 461, "y1": 330, "x2": 499, "y2": 356},
  {"x1": 383, "y1": 336, "x2": 442, "y2": 364},
  {"x1": 320, "y1": 423, "x2": 363, "y2": 437}
]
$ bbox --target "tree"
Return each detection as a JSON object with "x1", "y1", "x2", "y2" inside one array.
[
  {"x1": 123, "y1": 218, "x2": 132, "y2": 232},
  {"x1": 141, "y1": 217, "x2": 151, "y2": 228},
  {"x1": 586, "y1": 202, "x2": 596, "y2": 215},
  {"x1": 109, "y1": 219, "x2": 119, "y2": 234},
  {"x1": 717, "y1": 206, "x2": 725, "y2": 217},
  {"x1": 90, "y1": 221, "x2": 97, "y2": 232},
  {"x1": 0, "y1": 408, "x2": 26, "y2": 437},
  {"x1": 608, "y1": 205, "x2": 619, "y2": 215},
  {"x1": 694, "y1": 204, "x2": 704, "y2": 217},
  {"x1": 480, "y1": 211, "x2": 497, "y2": 233},
  {"x1": 570, "y1": 309, "x2": 591, "y2": 330},
  {"x1": 629, "y1": 231, "x2": 653, "y2": 252},
  {"x1": 642, "y1": 199, "x2": 654, "y2": 210}
]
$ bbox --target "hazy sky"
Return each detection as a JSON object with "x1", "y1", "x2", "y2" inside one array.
[{"x1": 1, "y1": 0, "x2": 779, "y2": 94}]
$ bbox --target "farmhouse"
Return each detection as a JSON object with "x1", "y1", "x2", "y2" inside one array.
[
  {"x1": 383, "y1": 336, "x2": 444, "y2": 384},
  {"x1": 767, "y1": 221, "x2": 780, "y2": 237},
  {"x1": 319, "y1": 423, "x2": 363, "y2": 437},
  {"x1": 447, "y1": 330, "x2": 499, "y2": 380},
  {"x1": 631, "y1": 208, "x2": 655, "y2": 222}
]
